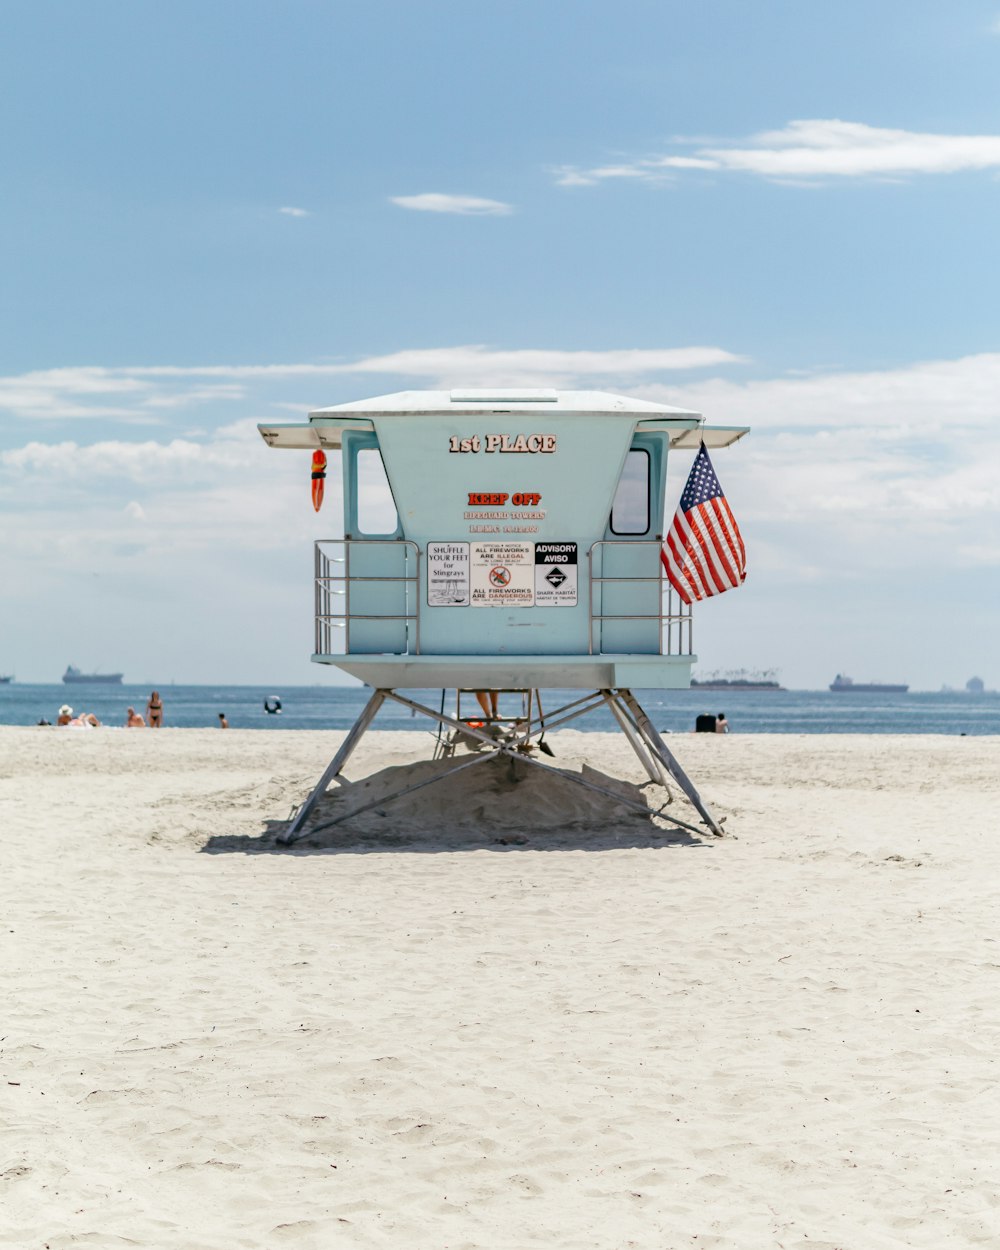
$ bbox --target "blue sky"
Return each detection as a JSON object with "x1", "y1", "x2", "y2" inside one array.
[{"x1": 2, "y1": 1, "x2": 999, "y2": 689}]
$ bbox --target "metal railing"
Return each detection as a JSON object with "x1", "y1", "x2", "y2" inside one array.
[
  {"x1": 314, "y1": 539, "x2": 420, "y2": 656},
  {"x1": 313, "y1": 538, "x2": 689, "y2": 660},
  {"x1": 588, "y1": 540, "x2": 693, "y2": 656}
]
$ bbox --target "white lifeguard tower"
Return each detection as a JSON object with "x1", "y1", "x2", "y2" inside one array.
[{"x1": 259, "y1": 388, "x2": 747, "y2": 842}]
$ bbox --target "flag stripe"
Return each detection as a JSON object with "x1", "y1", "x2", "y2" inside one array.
[
  {"x1": 704, "y1": 499, "x2": 741, "y2": 585},
  {"x1": 661, "y1": 443, "x2": 745, "y2": 606},
  {"x1": 663, "y1": 524, "x2": 698, "y2": 603},
  {"x1": 713, "y1": 496, "x2": 746, "y2": 574},
  {"x1": 688, "y1": 508, "x2": 731, "y2": 594},
  {"x1": 673, "y1": 510, "x2": 718, "y2": 598}
]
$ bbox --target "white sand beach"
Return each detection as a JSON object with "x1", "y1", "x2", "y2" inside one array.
[{"x1": 2, "y1": 725, "x2": 998, "y2": 1249}]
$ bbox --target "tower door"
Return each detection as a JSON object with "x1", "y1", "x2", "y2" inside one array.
[{"x1": 594, "y1": 435, "x2": 666, "y2": 655}]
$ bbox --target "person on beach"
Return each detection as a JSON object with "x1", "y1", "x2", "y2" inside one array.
[
  {"x1": 57, "y1": 704, "x2": 73, "y2": 726},
  {"x1": 716, "y1": 712, "x2": 729, "y2": 734},
  {"x1": 126, "y1": 706, "x2": 145, "y2": 728},
  {"x1": 146, "y1": 691, "x2": 163, "y2": 728},
  {"x1": 68, "y1": 712, "x2": 101, "y2": 727},
  {"x1": 218, "y1": 712, "x2": 228, "y2": 728}
]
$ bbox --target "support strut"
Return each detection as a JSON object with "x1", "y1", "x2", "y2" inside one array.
[{"x1": 277, "y1": 687, "x2": 724, "y2": 845}]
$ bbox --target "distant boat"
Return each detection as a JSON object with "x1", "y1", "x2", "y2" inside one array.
[
  {"x1": 691, "y1": 678, "x2": 785, "y2": 691},
  {"x1": 0, "y1": 674, "x2": 12, "y2": 684},
  {"x1": 62, "y1": 665, "x2": 124, "y2": 685},
  {"x1": 829, "y1": 673, "x2": 908, "y2": 694},
  {"x1": 691, "y1": 668, "x2": 785, "y2": 691}
]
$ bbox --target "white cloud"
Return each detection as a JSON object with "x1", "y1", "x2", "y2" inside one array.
[
  {"x1": 0, "y1": 347, "x2": 745, "y2": 422},
  {"x1": 7, "y1": 346, "x2": 1000, "y2": 443},
  {"x1": 642, "y1": 350, "x2": 1000, "y2": 434},
  {"x1": 1, "y1": 436, "x2": 255, "y2": 482},
  {"x1": 0, "y1": 366, "x2": 246, "y2": 424},
  {"x1": 2, "y1": 347, "x2": 999, "y2": 686},
  {"x1": 556, "y1": 119, "x2": 1000, "y2": 185},
  {"x1": 633, "y1": 351, "x2": 1000, "y2": 574},
  {"x1": 5, "y1": 348, "x2": 998, "y2": 551},
  {"x1": 278, "y1": 206, "x2": 310, "y2": 217},
  {"x1": 389, "y1": 193, "x2": 514, "y2": 215},
  {"x1": 320, "y1": 344, "x2": 746, "y2": 385}
]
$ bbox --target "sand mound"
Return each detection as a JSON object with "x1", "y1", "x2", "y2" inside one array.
[{"x1": 296, "y1": 753, "x2": 674, "y2": 848}]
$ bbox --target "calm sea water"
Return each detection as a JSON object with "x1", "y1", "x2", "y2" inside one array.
[{"x1": 1, "y1": 683, "x2": 998, "y2": 735}]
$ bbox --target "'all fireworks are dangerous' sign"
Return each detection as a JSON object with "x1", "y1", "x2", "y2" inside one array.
[{"x1": 470, "y1": 542, "x2": 534, "y2": 607}]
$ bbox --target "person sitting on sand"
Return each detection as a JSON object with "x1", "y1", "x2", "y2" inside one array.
[
  {"x1": 146, "y1": 690, "x2": 163, "y2": 728},
  {"x1": 716, "y1": 712, "x2": 729, "y2": 734},
  {"x1": 218, "y1": 712, "x2": 228, "y2": 728},
  {"x1": 57, "y1": 704, "x2": 73, "y2": 726},
  {"x1": 126, "y1": 706, "x2": 145, "y2": 728}
]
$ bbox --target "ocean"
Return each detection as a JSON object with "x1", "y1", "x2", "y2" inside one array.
[{"x1": 2, "y1": 683, "x2": 998, "y2": 735}]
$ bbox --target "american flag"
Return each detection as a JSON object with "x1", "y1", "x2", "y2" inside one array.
[{"x1": 661, "y1": 443, "x2": 746, "y2": 604}]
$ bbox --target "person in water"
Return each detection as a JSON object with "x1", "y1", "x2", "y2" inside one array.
[
  {"x1": 146, "y1": 691, "x2": 163, "y2": 728},
  {"x1": 218, "y1": 712, "x2": 228, "y2": 729}
]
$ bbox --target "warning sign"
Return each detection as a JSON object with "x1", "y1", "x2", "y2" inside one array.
[
  {"x1": 534, "y1": 541, "x2": 578, "y2": 606},
  {"x1": 427, "y1": 542, "x2": 470, "y2": 606},
  {"x1": 471, "y1": 542, "x2": 534, "y2": 607}
]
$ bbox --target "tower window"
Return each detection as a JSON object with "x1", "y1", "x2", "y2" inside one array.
[{"x1": 610, "y1": 449, "x2": 650, "y2": 535}]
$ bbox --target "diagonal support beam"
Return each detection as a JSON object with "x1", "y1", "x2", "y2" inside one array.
[
  {"x1": 616, "y1": 688, "x2": 725, "y2": 835},
  {"x1": 278, "y1": 688, "x2": 386, "y2": 844},
  {"x1": 603, "y1": 689, "x2": 673, "y2": 789}
]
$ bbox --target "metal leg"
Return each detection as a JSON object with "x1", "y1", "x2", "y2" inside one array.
[
  {"x1": 277, "y1": 686, "x2": 726, "y2": 847},
  {"x1": 279, "y1": 688, "x2": 387, "y2": 844},
  {"x1": 604, "y1": 689, "x2": 672, "y2": 788},
  {"x1": 617, "y1": 689, "x2": 725, "y2": 836},
  {"x1": 307, "y1": 723, "x2": 711, "y2": 841}
]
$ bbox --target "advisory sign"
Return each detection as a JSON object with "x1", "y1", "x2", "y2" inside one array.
[
  {"x1": 470, "y1": 541, "x2": 534, "y2": 607},
  {"x1": 534, "y1": 541, "x2": 578, "y2": 606}
]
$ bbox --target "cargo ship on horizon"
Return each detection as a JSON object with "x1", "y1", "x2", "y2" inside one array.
[
  {"x1": 62, "y1": 665, "x2": 124, "y2": 685},
  {"x1": 829, "y1": 673, "x2": 908, "y2": 694}
]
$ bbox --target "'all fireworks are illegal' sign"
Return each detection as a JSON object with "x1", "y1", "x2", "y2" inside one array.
[{"x1": 470, "y1": 542, "x2": 534, "y2": 607}]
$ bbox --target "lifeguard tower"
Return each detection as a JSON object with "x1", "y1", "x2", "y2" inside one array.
[{"x1": 259, "y1": 389, "x2": 747, "y2": 843}]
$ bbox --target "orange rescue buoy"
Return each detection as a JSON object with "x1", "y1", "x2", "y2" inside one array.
[{"x1": 311, "y1": 449, "x2": 327, "y2": 512}]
